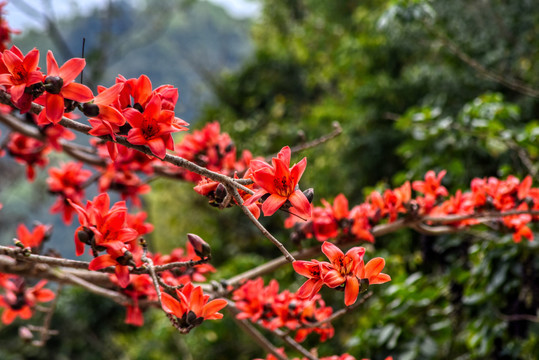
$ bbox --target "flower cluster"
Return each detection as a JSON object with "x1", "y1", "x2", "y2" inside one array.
[
  {"x1": 0, "y1": 47, "x2": 189, "y2": 160},
  {"x1": 47, "y1": 161, "x2": 93, "y2": 224},
  {"x1": 233, "y1": 278, "x2": 334, "y2": 343},
  {"x1": 256, "y1": 351, "x2": 393, "y2": 360},
  {"x1": 69, "y1": 193, "x2": 139, "y2": 287},
  {"x1": 287, "y1": 171, "x2": 538, "y2": 244},
  {"x1": 255, "y1": 348, "x2": 359, "y2": 360},
  {"x1": 0, "y1": 276, "x2": 55, "y2": 325},
  {"x1": 294, "y1": 242, "x2": 390, "y2": 306},
  {"x1": 175, "y1": 121, "x2": 253, "y2": 182}
]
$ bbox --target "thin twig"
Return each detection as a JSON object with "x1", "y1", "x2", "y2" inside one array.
[
  {"x1": 228, "y1": 302, "x2": 289, "y2": 360},
  {"x1": 32, "y1": 284, "x2": 63, "y2": 347},
  {"x1": 289, "y1": 121, "x2": 342, "y2": 155},
  {"x1": 50, "y1": 268, "x2": 132, "y2": 305},
  {"x1": 273, "y1": 328, "x2": 319, "y2": 360},
  {"x1": 228, "y1": 185, "x2": 295, "y2": 262},
  {"x1": 304, "y1": 292, "x2": 373, "y2": 329},
  {"x1": 0, "y1": 245, "x2": 211, "y2": 275},
  {"x1": 424, "y1": 22, "x2": 539, "y2": 98}
]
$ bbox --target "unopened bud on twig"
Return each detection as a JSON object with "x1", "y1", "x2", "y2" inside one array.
[
  {"x1": 187, "y1": 233, "x2": 211, "y2": 259},
  {"x1": 303, "y1": 188, "x2": 315, "y2": 203},
  {"x1": 18, "y1": 326, "x2": 33, "y2": 341}
]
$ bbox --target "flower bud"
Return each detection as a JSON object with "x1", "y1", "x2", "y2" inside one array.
[
  {"x1": 359, "y1": 278, "x2": 369, "y2": 293},
  {"x1": 187, "y1": 233, "x2": 211, "y2": 259},
  {"x1": 44, "y1": 76, "x2": 64, "y2": 94},
  {"x1": 18, "y1": 326, "x2": 33, "y2": 341},
  {"x1": 82, "y1": 102, "x2": 100, "y2": 117},
  {"x1": 214, "y1": 183, "x2": 227, "y2": 203},
  {"x1": 77, "y1": 227, "x2": 94, "y2": 245},
  {"x1": 303, "y1": 188, "x2": 315, "y2": 203},
  {"x1": 115, "y1": 250, "x2": 134, "y2": 266}
]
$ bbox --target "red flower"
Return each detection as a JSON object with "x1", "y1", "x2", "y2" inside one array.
[
  {"x1": 47, "y1": 161, "x2": 93, "y2": 225},
  {"x1": 246, "y1": 146, "x2": 311, "y2": 218},
  {"x1": 68, "y1": 193, "x2": 138, "y2": 257},
  {"x1": 0, "y1": 278, "x2": 55, "y2": 325},
  {"x1": 161, "y1": 282, "x2": 227, "y2": 331},
  {"x1": 320, "y1": 242, "x2": 366, "y2": 306},
  {"x1": 38, "y1": 51, "x2": 93, "y2": 124},
  {"x1": 412, "y1": 170, "x2": 448, "y2": 211},
  {"x1": 6, "y1": 133, "x2": 50, "y2": 181},
  {"x1": 0, "y1": 46, "x2": 43, "y2": 112},
  {"x1": 124, "y1": 95, "x2": 188, "y2": 159},
  {"x1": 15, "y1": 223, "x2": 52, "y2": 249}
]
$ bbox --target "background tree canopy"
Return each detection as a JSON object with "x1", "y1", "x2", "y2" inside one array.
[{"x1": 1, "y1": 0, "x2": 539, "y2": 359}]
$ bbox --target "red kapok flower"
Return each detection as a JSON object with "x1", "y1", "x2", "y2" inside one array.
[
  {"x1": 320, "y1": 242, "x2": 365, "y2": 306},
  {"x1": 0, "y1": 46, "x2": 43, "y2": 112},
  {"x1": 161, "y1": 282, "x2": 227, "y2": 332},
  {"x1": 0, "y1": 278, "x2": 55, "y2": 325},
  {"x1": 124, "y1": 95, "x2": 188, "y2": 159},
  {"x1": 86, "y1": 83, "x2": 126, "y2": 142},
  {"x1": 47, "y1": 161, "x2": 93, "y2": 225},
  {"x1": 38, "y1": 51, "x2": 93, "y2": 124},
  {"x1": 246, "y1": 146, "x2": 311, "y2": 219},
  {"x1": 15, "y1": 223, "x2": 52, "y2": 249}
]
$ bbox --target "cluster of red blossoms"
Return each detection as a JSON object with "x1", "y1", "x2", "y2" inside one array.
[
  {"x1": 175, "y1": 121, "x2": 253, "y2": 182},
  {"x1": 287, "y1": 170, "x2": 538, "y2": 245},
  {"x1": 0, "y1": 275, "x2": 55, "y2": 325},
  {"x1": 0, "y1": 220, "x2": 55, "y2": 324},
  {"x1": 233, "y1": 278, "x2": 335, "y2": 343},
  {"x1": 67, "y1": 196, "x2": 220, "y2": 327},
  {"x1": 0, "y1": 46, "x2": 188, "y2": 163},
  {"x1": 195, "y1": 145, "x2": 313, "y2": 220},
  {"x1": 256, "y1": 348, "x2": 393, "y2": 360}
]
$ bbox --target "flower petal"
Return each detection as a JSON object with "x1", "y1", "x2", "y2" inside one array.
[
  {"x1": 321, "y1": 241, "x2": 344, "y2": 263},
  {"x1": 202, "y1": 299, "x2": 227, "y2": 319},
  {"x1": 261, "y1": 194, "x2": 287, "y2": 216},
  {"x1": 45, "y1": 93, "x2": 65, "y2": 124},
  {"x1": 58, "y1": 57, "x2": 86, "y2": 84},
  {"x1": 344, "y1": 276, "x2": 359, "y2": 306},
  {"x1": 161, "y1": 292, "x2": 186, "y2": 317},
  {"x1": 322, "y1": 269, "x2": 345, "y2": 288},
  {"x1": 296, "y1": 278, "x2": 324, "y2": 300},
  {"x1": 288, "y1": 190, "x2": 312, "y2": 219},
  {"x1": 88, "y1": 254, "x2": 116, "y2": 270},
  {"x1": 61, "y1": 82, "x2": 94, "y2": 103},
  {"x1": 364, "y1": 257, "x2": 385, "y2": 278}
]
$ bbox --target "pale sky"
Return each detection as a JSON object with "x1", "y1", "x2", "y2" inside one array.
[{"x1": 5, "y1": 0, "x2": 260, "y2": 30}]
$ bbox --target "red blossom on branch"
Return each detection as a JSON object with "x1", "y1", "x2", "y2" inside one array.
[
  {"x1": 0, "y1": 46, "x2": 42, "y2": 112},
  {"x1": 123, "y1": 95, "x2": 188, "y2": 159},
  {"x1": 246, "y1": 146, "x2": 312, "y2": 219},
  {"x1": 37, "y1": 50, "x2": 93, "y2": 125},
  {"x1": 47, "y1": 161, "x2": 93, "y2": 225},
  {"x1": 6, "y1": 132, "x2": 50, "y2": 181},
  {"x1": 0, "y1": 278, "x2": 55, "y2": 325},
  {"x1": 15, "y1": 223, "x2": 52, "y2": 250},
  {"x1": 161, "y1": 282, "x2": 227, "y2": 332}
]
